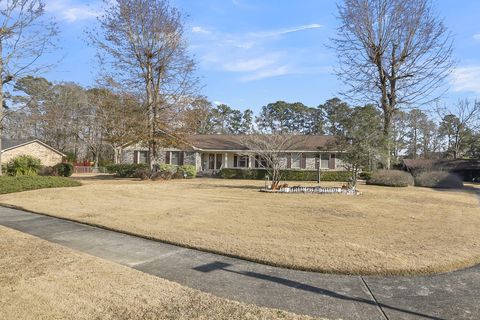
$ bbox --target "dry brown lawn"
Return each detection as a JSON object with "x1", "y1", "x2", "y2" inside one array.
[
  {"x1": 1, "y1": 176, "x2": 479, "y2": 275},
  {"x1": 0, "y1": 226, "x2": 316, "y2": 320}
]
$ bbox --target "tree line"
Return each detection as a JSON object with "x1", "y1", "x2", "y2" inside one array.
[
  {"x1": 5, "y1": 77, "x2": 478, "y2": 166},
  {"x1": 192, "y1": 97, "x2": 480, "y2": 162},
  {"x1": 0, "y1": 0, "x2": 477, "y2": 174}
]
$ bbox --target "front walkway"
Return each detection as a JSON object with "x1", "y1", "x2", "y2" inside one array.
[{"x1": 0, "y1": 206, "x2": 478, "y2": 320}]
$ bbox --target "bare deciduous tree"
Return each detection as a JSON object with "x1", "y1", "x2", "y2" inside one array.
[
  {"x1": 0, "y1": 0, "x2": 58, "y2": 174},
  {"x1": 93, "y1": 89, "x2": 145, "y2": 163},
  {"x1": 332, "y1": 0, "x2": 454, "y2": 168},
  {"x1": 89, "y1": 0, "x2": 198, "y2": 170},
  {"x1": 438, "y1": 99, "x2": 480, "y2": 159},
  {"x1": 241, "y1": 134, "x2": 300, "y2": 190}
]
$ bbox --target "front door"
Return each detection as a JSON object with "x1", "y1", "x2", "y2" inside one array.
[
  {"x1": 216, "y1": 153, "x2": 223, "y2": 170},
  {"x1": 208, "y1": 154, "x2": 215, "y2": 170}
]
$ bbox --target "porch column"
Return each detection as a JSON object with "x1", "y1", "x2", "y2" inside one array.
[
  {"x1": 224, "y1": 153, "x2": 228, "y2": 168},
  {"x1": 248, "y1": 155, "x2": 253, "y2": 168}
]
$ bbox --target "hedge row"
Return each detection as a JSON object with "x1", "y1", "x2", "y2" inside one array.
[
  {"x1": 365, "y1": 170, "x2": 464, "y2": 189},
  {"x1": 105, "y1": 164, "x2": 149, "y2": 178},
  {"x1": 414, "y1": 171, "x2": 463, "y2": 189},
  {"x1": 366, "y1": 170, "x2": 414, "y2": 187},
  {"x1": 219, "y1": 168, "x2": 352, "y2": 182},
  {"x1": 0, "y1": 176, "x2": 81, "y2": 194},
  {"x1": 106, "y1": 163, "x2": 196, "y2": 179}
]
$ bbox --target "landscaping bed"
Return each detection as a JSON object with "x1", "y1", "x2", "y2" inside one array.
[
  {"x1": 0, "y1": 178, "x2": 479, "y2": 275},
  {"x1": 260, "y1": 185, "x2": 360, "y2": 195},
  {"x1": 0, "y1": 176, "x2": 81, "y2": 194}
]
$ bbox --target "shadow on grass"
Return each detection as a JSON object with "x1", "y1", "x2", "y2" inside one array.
[
  {"x1": 209, "y1": 184, "x2": 262, "y2": 190},
  {"x1": 428, "y1": 184, "x2": 480, "y2": 198},
  {"x1": 71, "y1": 174, "x2": 128, "y2": 181},
  {"x1": 193, "y1": 261, "x2": 445, "y2": 320}
]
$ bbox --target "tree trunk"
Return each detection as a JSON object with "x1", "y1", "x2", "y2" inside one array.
[
  {"x1": 146, "y1": 64, "x2": 156, "y2": 171},
  {"x1": 383, "y1": 111, "x2": 393, "y2": 169},
  {"x1": 0, "y1": 44, "x2": 3, "y2": 176}
]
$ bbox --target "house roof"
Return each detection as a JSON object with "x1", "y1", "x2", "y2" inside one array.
[
  {"x1": 186, "y1": 134, "x2": 337, "y2": 151},
  {"x1": 1, "y1": 139, "x2": 32, "y2": 151},
  {"x1": 1, "y1": 138, "x2": 66, "y2": 157},
  {"x1": 402, "y1": 158, "x2": 480, "y2": 171}
]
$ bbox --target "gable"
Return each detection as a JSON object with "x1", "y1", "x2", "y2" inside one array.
[{"x1": 1, "y1": 139, "x2": 66, "y2": 157}]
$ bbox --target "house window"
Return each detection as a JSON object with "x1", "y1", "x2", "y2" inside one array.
[
  {"x1": 234, "y1": 154, "x2": 249, "y2": 168},
  {"x1": 135, "y1": 151, "x2": 148, "y2": 164},
  {"x1": 171, "y1": 151, "x2": 180, "y2": 165},
  {"x1": 321, "y1": 154, "x2": 330, "y2": 169},
  {"x1": 254, "y1": 155, "x2": 268, "y2": 168},
  {"x1": 291, "y1": 153, "x2": 300, "y2": 168}
]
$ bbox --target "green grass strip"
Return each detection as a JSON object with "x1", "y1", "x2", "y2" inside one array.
[{"x1": 0, "y1": 176, "x2": 81, "y2": 194}]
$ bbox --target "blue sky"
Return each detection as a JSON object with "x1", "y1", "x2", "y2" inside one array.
[{"x1": 42, "y1": 0, "x2": 480, "y2": 112}]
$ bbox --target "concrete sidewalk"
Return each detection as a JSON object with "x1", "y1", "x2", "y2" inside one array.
[{"x1": 0, "y1": 206, "x2": 478, "y2": 320}]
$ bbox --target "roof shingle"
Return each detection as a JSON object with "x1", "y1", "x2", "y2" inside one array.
[
  {"x1": 1, "y1": 139, "x2": 33, "y2": 151},
  {"x1": 186, "y1": 135, "x2": 337, "y2": 151}
]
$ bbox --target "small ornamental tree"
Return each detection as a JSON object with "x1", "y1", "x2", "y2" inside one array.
[{"x1": 241, "y1": 134, "x2": 302, "y2": 190}]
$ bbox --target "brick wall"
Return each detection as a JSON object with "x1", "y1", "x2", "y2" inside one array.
[{"x1": 2, "y1": 142, "x2": 63, "y2": 167}]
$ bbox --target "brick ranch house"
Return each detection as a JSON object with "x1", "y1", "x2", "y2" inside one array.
[
  {"x1": 1, "y1": 139, "x2": 65, "y2": 167},
  {"x1": 121, "y1": 135, "x2": 345, "y2": 174}
]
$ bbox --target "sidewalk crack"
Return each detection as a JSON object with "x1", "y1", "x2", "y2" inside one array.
[{"x1": 360, "y1": 276, "x2": 389, "y2": 320}]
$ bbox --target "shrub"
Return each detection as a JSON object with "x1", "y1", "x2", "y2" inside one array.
[
  {"x1": 5, "y1": 155, "x2": 41, "y2": 176},
  {"x1": 0, "y1": 176, "x2": 81, "y2": 194},
  {"x1": 106, "y1": 164, "x2": 148, "y2": 178},
  {"x1": 134, "y1": 169, "x2": 151, "y2": 180},
  {"x1": 358, "y1": 171, "x2": 373, "y2": 181},
  {"x1": 219, "y1": 168, "x2": 352, "y2": 182},
  {"x1": 98, "y1": 159, "x2": 113, "y2": 167},
  {"x1": 38, "y1": 166, "x2": 55, "y2": 176},
  {"x1": 366, "y1": 170, "x2": 414, "y2": 187},
  {"x1": 220, "y1": 168, "x2": 258, "y2": 180},
  {"x1": 151, "y1": 170, "x2": 174, "y2": 181},
  {"x1": 158, "y1": 164, "x2": 177, "y2": 173},
  {"x1": 53, "y1": 163, "x2": 74, "y2": 177},
  {"x1": 177, "y1": 165, "x2": 196, "y2": 179},
  {"x1": 414, "y1": 171, "x2": 464, "y2": 189}
]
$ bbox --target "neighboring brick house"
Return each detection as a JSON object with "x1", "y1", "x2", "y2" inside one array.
[
  {"x1": 1, "y1": 139, "x2": 65, "y2": 167},
  {"x1": 121, "y1": 135, "x2": 345, "y2": 173}
]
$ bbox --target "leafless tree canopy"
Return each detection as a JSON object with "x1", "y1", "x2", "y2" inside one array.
[
  {"x1": 334, "y1": 0, "x2": 454, "y2": 108},
  {"x1": 332, "y1": 0, "x2": 454, "y2": 167},
  {"x1": 89, "y1": 0, "x2": 199, "y2": 169},
  {"x1": 437, "y1": 99, "x2": 480, "y2": 159},
  {"x1": 0, "y1": 0, "x2": 58, "y2": 175},
  {"x1": 241, "y1": 134, "x2": 302, "y2": 189}
]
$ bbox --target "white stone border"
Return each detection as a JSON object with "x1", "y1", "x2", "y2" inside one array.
[{"x1": 260, "y1": 186, "x2": 361, "y2": 195}]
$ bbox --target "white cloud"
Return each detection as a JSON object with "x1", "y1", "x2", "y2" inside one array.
[
  {"x1": 240, "y1": 65, "x2": 291, "y2": 81},
  {"x1": 451, "y1": 66, "x2": 480, "y2": 93},
  {"x1": 45, "y1": 0, "x2": 99, "y2": 23},
  {"x1": 190, "y1": 23, "x2": 325, "y2": 81},
  {"x1": 250, "y1": 24, "x2": 323, "y2": 38},
  {"x1": 223, "y1": 55, "x2": 280, "y2": 72},
  {"x1": 474, "y1": 33, "x2": 480, "y2": 41},
  {"x1": 192, "y1": 26, "x2": 211, "y2": 34}
]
